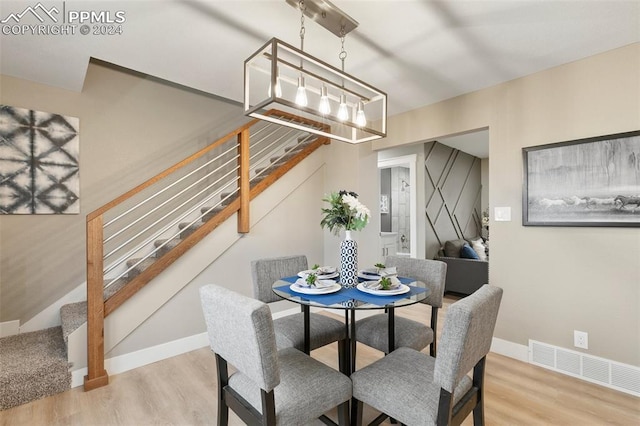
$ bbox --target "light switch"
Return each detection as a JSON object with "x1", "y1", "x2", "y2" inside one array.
[{"x1": 494, "y1": 207, "x2": 511, "y2": 222}]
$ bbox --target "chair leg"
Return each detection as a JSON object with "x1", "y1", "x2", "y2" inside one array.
[
  {"x1": 215, "y1": 354, "x2": 229, "y2": 426},
  {"x1": 430, "y1": 307, "x2": 438, "y2": 357},
  {"x1": 218, "y1": 392, "x2": 229, "y2": 426},
  {"x1": 351, "y1": 398, "x2": 363, "y2": 426},
  {"x1": 337, "y1": 400, "x2": 350, "y2": 426},
  {"x1": 473, "y1": 399, "x2": 485, "y2": 426},
  {"x1": 338, "y1": 339, "x2": 348, "y2": 375},
  {"x1": 472, "y1": 357, "x2": 487, "y2": 425},
  {"x1": 261, "y1": 389, "x2": 277, "y2": 426}
]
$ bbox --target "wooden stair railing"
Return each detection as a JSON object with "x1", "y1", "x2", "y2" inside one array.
[{"x1": 84, "y1": 112, "x2": 330, "y2": 390}]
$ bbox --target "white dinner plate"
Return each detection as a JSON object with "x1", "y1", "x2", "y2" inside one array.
[
  {"x1": 290, "y1": 281, "x2": 342, "y2": 295},
  {"x1": 356, "y1": 282, "x2": 410, "y2": 296},
  {"x1": 297, "y1": 269, "x2": 339, "y2": 280}
]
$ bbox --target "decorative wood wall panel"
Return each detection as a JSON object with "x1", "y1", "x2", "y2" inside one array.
[{"x1": 424, "y1": 141, "x2": 482, "y2": 258}]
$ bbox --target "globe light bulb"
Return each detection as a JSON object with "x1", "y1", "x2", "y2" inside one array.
[
  {"x1": 319, "y1": 86, "x2": 331, "y2": 115},
  {"x1": 337, "y1": 94, "x2": 349, "y2": 121},
  {"x1": 295, "y1": 76, "x2": 308, "y2": 107}
]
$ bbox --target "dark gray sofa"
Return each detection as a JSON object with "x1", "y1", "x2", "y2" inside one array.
[{"x1": 437, "y1": 238, "x2": 488, "y2": 296}]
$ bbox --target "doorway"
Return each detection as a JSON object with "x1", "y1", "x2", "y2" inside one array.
[{"x1": 378, "y1": 155, "x2": 417, "y2": 258}]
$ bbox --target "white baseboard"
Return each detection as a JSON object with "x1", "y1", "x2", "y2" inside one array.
[
  {"x1": 271, "y1": 307, "x2": 301, "y2": 319},
  {"x1": 0, "y1": 320, "x2": 20, "y2": 338},
  {"x1": 70, "y1": 305, "x2": 330, "y2": 387},
  {"x1": 490, "y1": 337, "x2": 529, "y2": 362},
  {"x1": 68, "y1": 309, "x2": 531, "y2": 389},
  {"x1": 71, "y1": 307, "x2": 304, "y2": 388},
  {"x1": 72, "y1": 331, "x2": 209, "y2": 388}
]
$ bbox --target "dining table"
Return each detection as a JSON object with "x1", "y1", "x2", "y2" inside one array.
[{"x1": 272, "y1": 271, "x2": 430, "y2": 375}]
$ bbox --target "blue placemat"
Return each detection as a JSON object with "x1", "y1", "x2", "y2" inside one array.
[
  {"x1": 277, "y1": 276, "x2": 427, "y2": 307},
  {"x1": 274, "y1": 284, "x2": 354, "y2": 305},
  {"x1": 342, "y1": 285, "x2": 428, "y2": 306},
  {"x1": 282, "y1": 275, "x2": 414, "y2": 285}
]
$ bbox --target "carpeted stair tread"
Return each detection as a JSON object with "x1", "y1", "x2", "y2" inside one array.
[
  {"x1": 177, "y1": 222, "x2": 202, "y2": 238},
  {"x1": 126, "y1": 257, "x2": 157, "y2": 277},
  {"x1": 270, "y1": 152, "x2": 296, "y2": 163},
  {"x1": 0, "y1": 327, "x2": 70, "y2": 410},
  {"x1": 154, "y1": 238, "x2": 182, "y2": 257},
  {"x1": 250, "y1": 175, "x2": 266, "y2": 186},
  {"x1": 201, "y1": 206, "x2": 226, "y2": 222},
  {"x1": 103, "y1": 277, "x2": 130, "y2": 300},
  {"x1": 60, "y1": 302, "x2": 87, "y2": 344},
  {"x1": 254, "y1": 166, "x2": 270, "y2": 175},
  {"x1": 220, "y1": 191, "x2": 239, "y2": 205},
  {"x1": 200, "y1": 205, "x2": 223, "y2": 214}
]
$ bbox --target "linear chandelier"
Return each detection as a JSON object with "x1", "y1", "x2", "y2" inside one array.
[{"x1": 244, "y1": 0, "x2": 387, "y2": 144}]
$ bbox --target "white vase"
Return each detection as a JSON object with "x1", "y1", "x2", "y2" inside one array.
[{"x1": 340, "y1": 230, "x2": 358, "y2": 288}]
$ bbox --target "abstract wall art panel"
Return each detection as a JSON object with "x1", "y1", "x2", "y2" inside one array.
[{"x1": 0, "y1": 105, "x2": 79, "y2": 214}]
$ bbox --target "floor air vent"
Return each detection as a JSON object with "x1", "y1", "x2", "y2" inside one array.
[{"x1": 529, "y1": 340, "x2": 640, "y2": 397}]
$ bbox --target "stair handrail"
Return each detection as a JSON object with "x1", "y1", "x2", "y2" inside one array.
[{"x1": 84, "y1": 111, "x2": 330, "y2": 391}]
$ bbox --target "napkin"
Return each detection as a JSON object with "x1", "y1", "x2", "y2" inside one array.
[
  {"x1": 295, "y1": 278, "x2": 336, "y2": 289},
  {"x1": 361, "y1": 266, "x2": 398, "y2": 277},
  {"x1": 317, "y1": 266, "x2": 336, "y2": 274},
  {"x1": 379, "y1": 267, "x2": 398, "y2": 277},
  {"x1": 363, "y1": 276, "x2": 401, "y2": 290},
  {"x1": 299, "y1": 266, "x2": 336, "y2": 278}
]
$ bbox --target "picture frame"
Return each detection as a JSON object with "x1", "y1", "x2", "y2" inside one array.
[
  {"x1": 0, "y1": 105, "x2": 80, "y2": 214},
  {"x1": 380, "y1": 194, "x2": 389, "y2": 214},
  {"x1": 522, "y1": 130, "x2": 640, "y2": 227}
]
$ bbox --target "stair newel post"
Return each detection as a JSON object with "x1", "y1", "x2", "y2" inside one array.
[
  {"x1": 84, "y1": 214, "x2": 109, "y2": 390},
  {"x1": 237, "y1": 128, "x2": 250, "y2": 233}
]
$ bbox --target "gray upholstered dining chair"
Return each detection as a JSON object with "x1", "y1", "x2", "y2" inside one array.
[
  {"x1": 351, "y1": 284, "x2": 503, "y2": 426},
  {"x1": 251, "y1": 255, "x2": 347, "y2": 364},
  {"x1": 200, "y1": 284, "x2": 352, "y2": 426},
  {"x1": 355, "y1": 256, "x2": 447, "y2": 356}
]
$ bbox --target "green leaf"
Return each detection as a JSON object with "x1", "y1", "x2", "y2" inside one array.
[
  {"x1": 379, "y1": 276, "x2": 392, "y2": 290},
  {"x1": 305, "y1": 273, "x2": 317, "y2": 287}
]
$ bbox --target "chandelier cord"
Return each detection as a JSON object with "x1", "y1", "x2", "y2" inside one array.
[
  {"x1": 299, "y1": 0, "x2": 306, "y2": 52},
  {"x1": 339, "y1": 26, "x2": 347, "y2": 72}
]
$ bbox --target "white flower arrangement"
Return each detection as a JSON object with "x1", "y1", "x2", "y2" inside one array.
[{"x1": 320, "y1": 190, "x2": 370, "y2": 235}]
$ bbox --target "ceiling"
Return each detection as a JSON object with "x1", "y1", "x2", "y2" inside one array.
[
  {"x1": 1, "y1": 0, "x2": 638, "y2": 156},
  {"x1": 439, "y1": 130, "x2": 489, "y2": 159}
]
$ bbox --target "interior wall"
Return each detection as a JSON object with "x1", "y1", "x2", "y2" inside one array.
[
  {"x1": 376, "y1": 43, "x2": 640, "y2": 366},
  {"x1": 323, "y1": 141, "x2": 380, "y2": 271},
  {"x1": 481, "y1": 158, "x2": 489, "y2": 215},
  {"x1": 109, "y1": 165, "x2": 326, "y2": 356},
  {"x1": 423, "y1": 141, "x2": 482, "y2": 259},
  {"x1": 0, "y1": 62, "x2": 246, "y2": 323}
]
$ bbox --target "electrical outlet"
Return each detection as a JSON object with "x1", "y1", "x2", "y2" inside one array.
[{"x1": 574, "y1": 330, "x2": 588, "y2": 349}]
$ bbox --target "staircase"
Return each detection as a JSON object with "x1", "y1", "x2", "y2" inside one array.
[{"x1": 1, "y1": 111, "x2": 330, "y2": 409}]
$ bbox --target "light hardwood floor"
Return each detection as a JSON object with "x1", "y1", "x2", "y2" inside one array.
[{"x1": 2, "y1": 297, "x2": 638, "y2": 425}]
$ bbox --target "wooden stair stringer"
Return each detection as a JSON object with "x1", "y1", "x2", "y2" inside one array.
[{"x1": 66, "y1": 144, "x2": 327, "y2": 372}]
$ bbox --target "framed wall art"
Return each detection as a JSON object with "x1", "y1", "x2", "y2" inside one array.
[
  {"x1": 380, "y1": 194, "x2": 389, "y2": 214},
  {"x1": 523, "y1": 130, "x2": 640, "y2": 227},
  {"x1": 0, "y1": 105, "x2": 79, "y2": 214}
]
